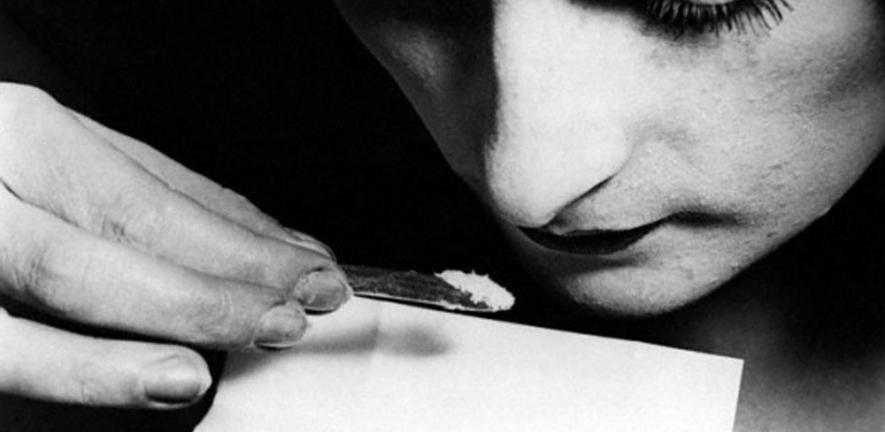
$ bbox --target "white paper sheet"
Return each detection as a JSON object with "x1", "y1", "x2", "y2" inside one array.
[{"x1": 198, "y1": 298, "x2": 743, "y2": 432}]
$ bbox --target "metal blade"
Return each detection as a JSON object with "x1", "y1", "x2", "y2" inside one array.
[{"x1": 342, "y1": 265, "x2": 504, "y2": 313}]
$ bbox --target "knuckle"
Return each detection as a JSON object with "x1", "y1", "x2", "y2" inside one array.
[
  {"x1": 74, "y1": 374, "x2": 104, "y2": 406},
  {"x1": 185, "y1": 287, "x2": 252, "y2": 347},
  {"x1": 12, "y1": 238, "x2": 57, "y2": 305},
  {"x1": 71, "y1": 357, "x2": 137, "y2": 407},
  {"x1": 12, "y1": 239, "x2": 87, "y2": 318},
  {"x1": 97, "y1": 184, "x2": 172, "y2": 250},
  {"x1": 0, "y1": 83, "x2": 57, "y2": 120},
  {"x1": 0, "y1": 83, "x2": 60, "y2": 155}
]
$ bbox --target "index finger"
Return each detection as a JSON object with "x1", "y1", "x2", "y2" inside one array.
[
  {"x1": 71, "y1": 112, "x2": 330, "y2": 254},
  {"x1": 0, "y1": 94, "x2": 350, "y2": 312},
  {"x1": 0, "y1": 187, "x2": 308, "y2": 350}
]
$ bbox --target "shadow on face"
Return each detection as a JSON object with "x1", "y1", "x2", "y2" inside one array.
[{"x1": 334, "y1": 0, "x2": 885, "y2": 316}]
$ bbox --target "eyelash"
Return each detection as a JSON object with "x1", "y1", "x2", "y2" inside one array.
[{"x1": 645, "y1": 0, "x2": 793, "y2": 37}]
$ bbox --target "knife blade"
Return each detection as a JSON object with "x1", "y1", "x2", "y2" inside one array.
[{"x1": 342, "y1": 265, "x2": 512, "y2": 313}]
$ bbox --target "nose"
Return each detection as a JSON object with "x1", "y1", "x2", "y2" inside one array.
[{"x1": 481, "y1": 0, "x2": 641, "y2": 227}]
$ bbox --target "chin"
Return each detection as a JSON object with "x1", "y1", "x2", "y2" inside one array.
[
  {"x1": 498, "y1": 213, "x2": 795, "y2": 318},
  {"x1": 515, "y1": 244, "x2": 754, "y2": 318},
  {"x1": 551, "y1": 270, "x2": 728, "y2": 317}
]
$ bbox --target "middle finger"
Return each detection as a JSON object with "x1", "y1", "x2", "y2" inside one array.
[{"x1": 0, "y1": 95, "x2": 349, "y2": 311}]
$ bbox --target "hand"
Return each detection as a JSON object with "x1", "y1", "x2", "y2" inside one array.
[{"x1": 0, "y1": 83, "x2": 351, "y2": 409}]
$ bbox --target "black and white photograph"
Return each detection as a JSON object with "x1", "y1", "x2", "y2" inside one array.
[{"x1": 0, "y1": 1, "x2": 883, "y2": 431}]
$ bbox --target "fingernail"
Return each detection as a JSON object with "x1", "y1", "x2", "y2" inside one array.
[
  {"x1": 294, "y1": 269, "x2": 352, "y2": 312},
  {"x1": 283, "y1": 229, "x2": 337, "y2": 261},
  {"x1": 143, "y1": 356, "x2": 208, "y2": 406},
  {"x1": 254, "y1": 303, "x2": 308, "y2": 350}
]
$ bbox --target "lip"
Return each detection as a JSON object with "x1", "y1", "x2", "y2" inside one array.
[{"x1": 518, "y1": 220, "x2": 665, "y2": 256}]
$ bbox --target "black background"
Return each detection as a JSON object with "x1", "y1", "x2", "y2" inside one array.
[
  {"x1": 0, "y1": 2, "x2": 563, "y2": 431},
  {"x1": 6, "y1": 2, "x2": 885, "y2": 431}
]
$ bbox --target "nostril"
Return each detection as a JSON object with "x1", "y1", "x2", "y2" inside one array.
[
  {"x1": 488, "y1": 203, "x2": 559, "y2": 230},
  {"x1": 488, "y1": 173, "x2": 616, "y2": 232},
  {"x1": 482, "y1": 183, "x2": 564, "y2": 229}
]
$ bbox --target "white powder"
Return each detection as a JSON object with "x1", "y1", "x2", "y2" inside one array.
[{"x1": 435, "y1": 270, "x2": 515, "y2": 312}]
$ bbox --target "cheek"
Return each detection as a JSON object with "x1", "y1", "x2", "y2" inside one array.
[
  {"x1": 338, "y1": 0, "x2": 885, "y2": 314},
  {"x1": 661, "y1": 1, "x2": 885, "y2": 233},
  {"x1": 349, "y1": 0, "x2": 885, "y2": 223}
]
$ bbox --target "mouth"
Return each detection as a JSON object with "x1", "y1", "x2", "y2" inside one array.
[{"x1": 519, "y1": 219, "x2": 666, "y2": 256}]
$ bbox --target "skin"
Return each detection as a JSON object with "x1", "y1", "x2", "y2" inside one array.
[
  {"x1": 0, "y1": 15, "x2": 352, "y2": 410},
  {"x1": 1, "y1": 1, "x2": 883, "y2": 429},
  {"x1": 333, "y1": 0, "x2": 885, "y2": 430},
  {"x1": 335, "y1": 0, "x2": 885, "y2": 314}
]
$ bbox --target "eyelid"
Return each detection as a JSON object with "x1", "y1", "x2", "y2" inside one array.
[
  {"x1": 678, "y1": 0, "x2": 737, "y2": 4},
  {"x1": 645, "y1": 0, "x2": 793, "y2": 37}
]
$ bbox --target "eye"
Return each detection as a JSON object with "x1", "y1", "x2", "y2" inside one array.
[{"x1": 645, "y1": 0, "x2": 793, "y2": 37}]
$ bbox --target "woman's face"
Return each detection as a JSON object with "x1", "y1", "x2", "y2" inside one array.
[{"x1": 334, "y1": 0, "x2": 885, "y2": 315}]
